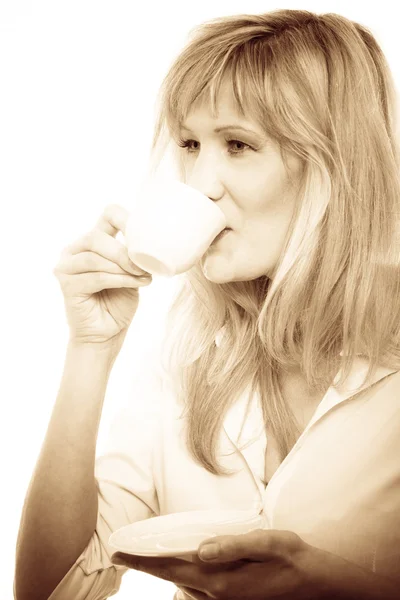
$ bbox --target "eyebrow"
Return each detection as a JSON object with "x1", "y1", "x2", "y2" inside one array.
[{"x1": 180, "y1": 124, "x2": 261, "y2": 136}]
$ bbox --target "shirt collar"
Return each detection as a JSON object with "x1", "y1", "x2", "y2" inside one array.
[
  {"x1": 307, "y1": 357, "x2": 397, "y2": 432},
  {"x1": 218, "y1": 323, "x2": 398, "y2": 448}
]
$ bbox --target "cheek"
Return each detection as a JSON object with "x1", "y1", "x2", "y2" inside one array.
[
  {"x1": 239, "y1": 184, "x2": 296, "y2": 237},
  {"x1": 235, "y1": 162, "x2": 292, "y2": 216},
  {"x1": 239, "y1": 193, "x2": 296, "y2": 269},
  {"x1": 245, "y1": 222, "x2": 288, "y2": 261}
]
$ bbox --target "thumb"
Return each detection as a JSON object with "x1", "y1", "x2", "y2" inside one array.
[{"x1": 198, "y1": 529, "x2": 302, "y2": 563}]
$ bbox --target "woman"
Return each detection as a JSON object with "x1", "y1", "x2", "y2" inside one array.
[{"x1": 15, "y1": 8, "x2": 400, "y2": 600}]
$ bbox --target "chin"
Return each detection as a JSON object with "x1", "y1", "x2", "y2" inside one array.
[
  {"x1": 202, "y1": 268, "x2": 232, "y2": 284},
  {"x1": 200, "y1": 257, "x2": 263, "y2": 284},
  {"x1": 199, "y1": 258, "x2": 231, "y2": 283}
]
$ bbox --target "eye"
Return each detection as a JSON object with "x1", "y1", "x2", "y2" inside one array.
[
  {"x1": 226, "y1": 140, "x2": 252, "y2": 154},
  {"x1": 176, "y1": 138, "x2": 253, "y2": 156},
  {"x1": 177, "y1": 138, "x2": 200, "y2": 153}
]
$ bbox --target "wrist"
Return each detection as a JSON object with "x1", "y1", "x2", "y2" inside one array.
[
  {"x1": 312, "y1": 547, "x2": 399, "y2": 600},
  {"x1": 67, "y1": 332, "x2": 126, "y2": 362}
]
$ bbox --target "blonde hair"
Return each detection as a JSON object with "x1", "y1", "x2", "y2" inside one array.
[{"x1": 150, "y1": 9, "x2": 400, "y2": 475}]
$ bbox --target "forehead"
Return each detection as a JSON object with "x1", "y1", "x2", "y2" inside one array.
[{"x1": 179, "y1": 79, "x2": 260, "y2": 131}]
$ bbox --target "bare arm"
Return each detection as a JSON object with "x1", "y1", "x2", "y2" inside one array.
[{"x1": 14, "y1": 340, "x2": 120, "y2": 600}]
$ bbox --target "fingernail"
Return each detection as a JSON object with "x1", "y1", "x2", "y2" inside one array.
[
  {"x1": 129, "y1": 267, "x2": 149, "y2": 276},
  {"x1": 137, "y1": 275, "x2": 152, "y2": 284},
  {"x1": 199, "y1": 543, "x2": 220, "y2": 560}
]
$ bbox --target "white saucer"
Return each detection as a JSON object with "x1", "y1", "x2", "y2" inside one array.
[{"x1": 109, "y1": 508, "x2": 267, "y2": 557}]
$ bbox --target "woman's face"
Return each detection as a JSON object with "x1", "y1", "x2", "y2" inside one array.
[{"x1": 176, "y1": 80, "x2": 303, "y2": 283}]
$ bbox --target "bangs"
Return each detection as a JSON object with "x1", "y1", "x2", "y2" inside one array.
[{"x1": 162, "y1": 39, "x2": 276, "y2": 138}]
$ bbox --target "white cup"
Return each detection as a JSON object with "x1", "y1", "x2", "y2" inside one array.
[{"x1": 124, "y1": 180, "x2": 227, "y2": 277}]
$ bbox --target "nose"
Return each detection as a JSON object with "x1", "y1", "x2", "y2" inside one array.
[{"x1": 185, "y1": 149, "x2": 224, "y2": 203}]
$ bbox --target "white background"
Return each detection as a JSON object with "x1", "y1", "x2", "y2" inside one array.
[{"x1": 1, "y1": 1, "x2": 399, "y2": 598}]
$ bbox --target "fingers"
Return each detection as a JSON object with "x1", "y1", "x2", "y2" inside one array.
[
  {"x1": 93, "y1": 203, "x2": 130, "y2": 237},
  {"x1": 56, "y1": 271, "x2": 152, "y2": 296},
  {"x1": 111, "y1": 554, "x2": 221, "y2": 595},
  {"x1": 58, "y1": 228, "x2": 149, "y2": 277},
  {"x1": 58, "y1": 251, "x2": 143, "y2": 278},
  {"x1": 54, "y1": 204, "x2": 150, "y2": 280},
  {"x1": 53, "y1": 205, "x2": 153, "y2": 298},
  {"x1": 178, "y1": 585, "x2": 208, "y2": 600},
  {"x1": 198, "y1": 529, "x2": 304, "y2": 563}
]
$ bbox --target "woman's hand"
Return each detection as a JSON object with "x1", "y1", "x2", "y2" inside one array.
[
  {"x1": 112, "y1": 528, "x2": 400, "y2": 599},
  {"x1": 53, "y1": 204, "x2": 152, "y2": 347},
  {"x1": 111, "y1": 529, "x2": 335, "y2": 599}
]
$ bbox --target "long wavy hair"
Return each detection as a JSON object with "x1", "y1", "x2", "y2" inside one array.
[{"x1": 148, "y1": 9, "x2": 400, "y2": 475}]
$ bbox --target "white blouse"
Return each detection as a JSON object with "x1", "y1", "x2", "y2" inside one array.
[{"x1": 48, "y1": 341, "x2": 400, "y2": 599}]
